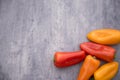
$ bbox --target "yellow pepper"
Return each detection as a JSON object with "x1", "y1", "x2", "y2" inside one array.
[
  {"x1": 87, "y1": 29, "x2": 120, "y2": 45},
  {"x1": 94, "y1": 62, "x2": 119, "y2": 80}
]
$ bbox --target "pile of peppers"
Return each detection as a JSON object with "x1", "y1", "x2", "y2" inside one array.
[{"x1": 53, "y1": 28, "x2": 120, "y2": 80}]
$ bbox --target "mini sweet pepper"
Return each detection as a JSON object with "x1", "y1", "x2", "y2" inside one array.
[
  {"x1": 54, "y1": 51, "x2": 86, "y2": 68},
  {"x1": 77, "y1": 55, "x2": 100, "y2": 80},
  {"x1": 94, "y1": 61, "x2": 119, "y2": 80},
  {"x1": 87, "y1": 28, "x2": 120, "y2": 45},
  {"x1": 80, "y1": 42, "x2": 116, "y2": 62}
]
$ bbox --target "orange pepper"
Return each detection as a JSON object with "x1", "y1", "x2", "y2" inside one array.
[
  {"x1": 94, "y1": 62, "x2": 119, "y2": 80},
  {"x1": 87, "y1": 29, "x2": 120, "y2": 45},
  {"x1": 77, "y1": 55, "x2": 100, "y2": 80}
]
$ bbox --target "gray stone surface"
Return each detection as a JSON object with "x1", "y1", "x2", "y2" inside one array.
[{"x1": 0, "y1": 0, "x2": 120, "y2": 80}]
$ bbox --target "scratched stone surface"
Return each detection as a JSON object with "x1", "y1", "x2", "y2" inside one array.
[{"x1": 0, "y1": 0, "x2": 120, "y2": 80}]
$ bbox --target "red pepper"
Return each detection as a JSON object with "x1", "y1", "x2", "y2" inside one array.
[
  {"x1": 80, "y1": 42, "x2": 116, "y2": 62},
  {"x1": 54, "y1": 51, "x2": 86, "y2": 68}
]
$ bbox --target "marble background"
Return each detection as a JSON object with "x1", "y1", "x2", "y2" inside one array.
[{"x1": 0, "y1": 0, "x2": 120, "y2": 80}]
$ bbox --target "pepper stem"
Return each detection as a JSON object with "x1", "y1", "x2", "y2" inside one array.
[
  {"x1": 93, "y1": 56, "x2": 96, "y2": 59},
  {"x1": 53, "y1": 58, "x2": 55, "y2": 62}
]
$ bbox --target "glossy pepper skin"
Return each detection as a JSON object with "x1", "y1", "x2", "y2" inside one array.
[
  {"x1": 54, "y1": 51, "x2": 86, "y2": 68},
  {"x1": 87, "y1": 29, "x2": 120, "y2": 45},
  {"x1": 80, "y1": 42, "x2": 116, "y2": 62},
  {"x1": 94, "y1": 62, "x2": 119, "y2": 80},
  {"x1": 77, "y1": 55, "x2": 100, "y2": 80}
]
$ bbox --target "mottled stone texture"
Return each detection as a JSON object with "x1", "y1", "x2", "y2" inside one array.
[{"x1": 0, "y1": 0, "x2": 120, "y2": 80}]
